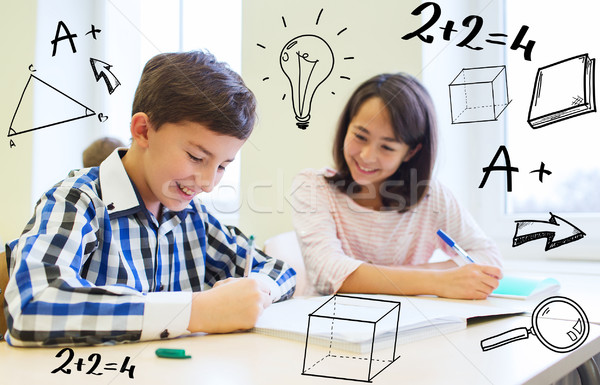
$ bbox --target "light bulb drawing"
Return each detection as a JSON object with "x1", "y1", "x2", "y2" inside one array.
[
  {"x1": 280, "y1": 34, "x2": 334, "y2": 130},
  {"x1": 256, "y1": 8, "x2": 353, "y2": 131}
]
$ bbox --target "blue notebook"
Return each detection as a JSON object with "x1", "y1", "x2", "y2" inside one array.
[{"x1": 491, "y1": 276, "x2": 560, "y2": 300}]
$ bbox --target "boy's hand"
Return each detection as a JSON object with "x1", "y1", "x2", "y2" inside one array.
[
  {"x1": 188, "y1": 278, "x2": 271, "y2": 333},
  {"x1": 434, "y1": 264, "x2": 502, "y2": 300}
]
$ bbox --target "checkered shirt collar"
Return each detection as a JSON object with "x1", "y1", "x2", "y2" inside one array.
[{"x1": 98, "y1": 148, "x2": 196, "y2": 220}]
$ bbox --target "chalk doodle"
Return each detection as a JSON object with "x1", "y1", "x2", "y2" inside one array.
[
  {"x1": 51, "y1": 21, "x2": 104, "y2": 56},
  {"x1": 50, "y1": 20, "x2": 121, "y2": 95},
  {"x1": 256, "y1": 8, "x2": 353, "y2": 130},
  {"x1": 449, "y1": 65, "x2": 511, "y2": 124},
  {"x1": 90, "y1": 58, "x2": 121, "y2": 95},
  {"x1": 528, "y1": 54, "x2": 596, "y2": 129},
  {"x1": 529, "y1": 162, "x2": 552, "y2": 183},
  {"x1": 85, "y1": 24, "x2": 101, "y2": 40},
  {"x1": 7, "y1": 20, "x2": 118, "y2": 148},
  {"x1": 301, "y1": 295, "x2": 401, "y2": 383},
  {"x1": 401, "y1": 2, "x2": 536, "y2": 60},
  {"x1": 478, "y1": 146, "x2": 556, "y2": 192},
  {"x1": 7, "y1": 72, "x2": 97, "y2": 147},
  {"x1": 51, "y1": 347, "x2": 135, "y2": 378},
  {"x1": 51, "y1": 20, "x2": 78, "y2": 56},
  {"x1": 280, "y1": 34, "x2": 334, "y2": 130},
  {"x1": 513, "y1": 212, "x2": 586, "y2": 251},
  {"x1": 481, "y1": 296, "x2": 589, "y2": 353},
  {"x1": 478, "y1": 145, "x2": 519, "y2": 192}
]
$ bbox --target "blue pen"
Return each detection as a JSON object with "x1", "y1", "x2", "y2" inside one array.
[{"x1": 436, "y1": 229, "x2": 476, "y2": 264}]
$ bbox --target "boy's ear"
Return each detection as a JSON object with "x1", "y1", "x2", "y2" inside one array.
[
  {"x1": 404, "y1": 143, "x2": 423, "y2": 162},
  {"x1": 130, "y1": 112, "x2": 152, "y2": 149}
]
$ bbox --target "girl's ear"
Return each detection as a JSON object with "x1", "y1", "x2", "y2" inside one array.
[
  {"x1": 130, "y1": 112, "x2": 152, "y2": 149},
  {"x1": 404, "y1": 143, "x2": 423, "y2": 162}
]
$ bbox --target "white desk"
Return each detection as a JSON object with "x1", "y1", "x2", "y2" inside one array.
[
  {"x1": 1, "y1": 258, "x2": 599, "y2": 384},
  {"x1": 502, "y1": 259, "x2": 600, "y2": 325},
  {"x1": 0, "y1": 311, "x2": 598, "y2": 384}
]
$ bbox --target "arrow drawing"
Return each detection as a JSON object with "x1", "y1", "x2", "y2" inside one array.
[
  {"x1": 513, "y1": 212, "x2": 586, "y2": 251},
  {"x1": 90, "y1": 58, "x2": 121, "y2": 95}
]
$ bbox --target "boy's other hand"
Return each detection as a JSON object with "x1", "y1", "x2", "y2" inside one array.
[{"x1": 188, "y1": 278, "x2": 271, "y2": 334}]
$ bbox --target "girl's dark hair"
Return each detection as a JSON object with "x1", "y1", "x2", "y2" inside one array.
[
  {"x1": 327, "y1": 73, "x2": 438, "y2": 211},
  {"x1": 132, "y1": 50, "x2": 256, "y2": 139}
]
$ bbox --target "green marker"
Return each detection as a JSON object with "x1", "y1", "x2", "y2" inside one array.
[{"x1": 155, "y1": 348, "x2": 191, "y2": 359}]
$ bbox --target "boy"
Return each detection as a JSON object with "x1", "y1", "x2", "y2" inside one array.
[
  {"x1": 3, "y1": 51, "x2": 296, "y2": 346},
  {"x1": 82, "y1": 136, "x2": 126, "y2": 167}
]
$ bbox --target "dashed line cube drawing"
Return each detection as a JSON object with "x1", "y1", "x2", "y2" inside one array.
[
  {"x1": 301, "y1": 295, "x2": 401, "y2": 382},
  {"x1": 449, "y1": 65, "x2": 510, "y2": 124}
]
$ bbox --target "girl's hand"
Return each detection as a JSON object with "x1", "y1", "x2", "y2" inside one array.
[{"x1": 434, "y1": 264, "x2": 502, "y2": 300}]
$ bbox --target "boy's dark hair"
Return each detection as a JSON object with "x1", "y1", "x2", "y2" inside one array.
[
  {"x1": 132, "y1": 50, "x2": 256, "y2": 139},
  {"x1": 327, "y1": 73, "x2": 438, "y2": 212}
]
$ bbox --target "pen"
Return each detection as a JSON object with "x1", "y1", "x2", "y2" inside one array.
[
  {"x1": 436, "y1": 229, "x2": 476, "y2": 264},
  {"x1": 243, "y1": 235, "x2": 255, "y2": 278}
]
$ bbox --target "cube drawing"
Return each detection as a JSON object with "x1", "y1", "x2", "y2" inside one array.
[
  {"x1": 449, "y1": 65, "x2": 510, "y2": 124},
  {"x1": 301, "y1": 295, "x2": 401, "y2": 382}
]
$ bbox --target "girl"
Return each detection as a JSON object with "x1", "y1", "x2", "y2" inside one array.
[{"x1": 291, "y1": 73, "x2": 502, "y2": 300}]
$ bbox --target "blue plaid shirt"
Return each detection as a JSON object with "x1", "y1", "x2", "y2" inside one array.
[{"x1": 4, "y1": 150, "x2": 296, "y2": 346}]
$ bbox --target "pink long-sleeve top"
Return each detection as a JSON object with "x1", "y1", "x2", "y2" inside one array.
[{"x1": 291, "y1": 168, "x2": 503, "y2": 295}]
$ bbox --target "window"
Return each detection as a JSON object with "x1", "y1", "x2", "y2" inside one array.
[
  {"x1": 422, "y1": 0, "x2": 599, "y2": 259},
  {"x1": 505, "y1": 1, "x2": 600, "y2": 214},
  {"x1": 500, "y1": 0, "x2": 600, "y2": 259}
]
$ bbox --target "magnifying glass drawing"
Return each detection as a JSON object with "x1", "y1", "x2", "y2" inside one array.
[{"x1": 481, "y1": 296, "x2": 589, "y2": 353}]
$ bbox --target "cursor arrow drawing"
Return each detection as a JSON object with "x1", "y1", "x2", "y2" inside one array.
[
  {"x1": 90, "y1": 58, "x2": 121, "y2": 95},
  {"x1": 513, "y1": 212, "x2": 586, "y2": 251}
]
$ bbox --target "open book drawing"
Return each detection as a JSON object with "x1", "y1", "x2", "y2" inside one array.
[{"x1": 528, "y1": 53, "x2": 596, "y2": 128}]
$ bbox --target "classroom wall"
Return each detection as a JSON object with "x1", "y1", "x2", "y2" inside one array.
[
  {"x1": 0, "y1": 1, "x2": 145, "y2": 245},
  {"x1": 0, "y1": 1, "x2": 37, "y2": 244},
  {"x1": 3, "y1": 1, "x2": 598, "y2": 259},
  {"x1": 239, "y1": 0, "x2": 423, "y2": 244}
]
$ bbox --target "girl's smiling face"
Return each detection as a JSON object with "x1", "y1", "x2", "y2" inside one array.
[{"x1": 343, "y1": 97, "x2": 420, "y2": 197}]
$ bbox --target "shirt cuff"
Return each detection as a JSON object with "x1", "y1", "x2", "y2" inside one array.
[
  {"x1": 249, "y1": 273, "x2": 282, "y2": 302},
  {"x1": 331, "y1": 258, "x2": 363, "y2": 294},
  {"x1": 140, "y1": 291, "x2": 193, "y2": 341}
]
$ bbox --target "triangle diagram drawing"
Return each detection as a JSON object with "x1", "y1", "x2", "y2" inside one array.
[{"x1": 8, "y1": 74, "x2": 96, "y2": 137}]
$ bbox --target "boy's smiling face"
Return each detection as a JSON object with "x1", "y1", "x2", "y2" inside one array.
[{"x1": 126, "y1": 114, "x2": 245, "y2": 218}]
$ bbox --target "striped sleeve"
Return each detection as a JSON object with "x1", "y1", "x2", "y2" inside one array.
[
  {"x1": 433, "y1": 181, "x2": 503, "y2": 267},
  {"x1": 290, "y1": 170, "x2": 362, "y2": 295}
]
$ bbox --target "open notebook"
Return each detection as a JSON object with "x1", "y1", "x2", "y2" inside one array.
[
  {"x1": 491, "y1": 276, "x2": 560, "y2": 300},
  {"x1": 252, "y1": 294, "x2": 527, "y2": 353}
]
